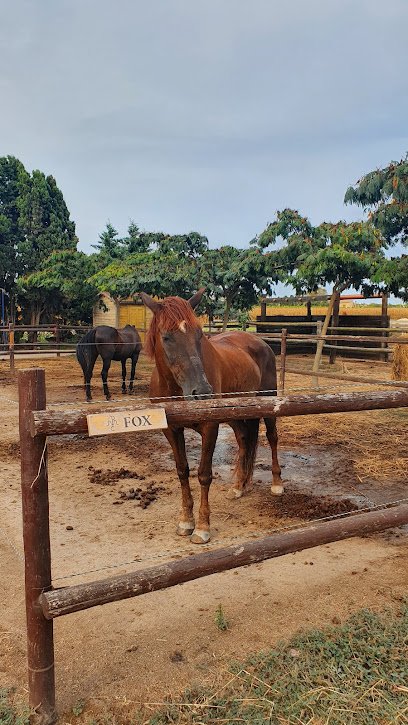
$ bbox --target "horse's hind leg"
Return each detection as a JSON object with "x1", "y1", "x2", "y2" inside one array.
[
  {"x1": 121, "y1": 359, "x2": 127, "y2": 394},
  {"x1": 101, "y1": 358, "x2": 112, "y2": 400},
  {"x1": 265, "y1": 417, "x2": 283, "y2": 495},
  {"x1": 227, "y1": 419, "x2": 259, "y2": 499},
  {"x1": 129, "y1": 351, "x2": 139, "y2": 394}
]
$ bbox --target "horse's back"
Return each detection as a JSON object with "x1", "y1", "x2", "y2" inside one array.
[
  {"x1": 118, "y1": 325, "x2": 142, "y2": 347},
  {"x1": 208, "y1": 331, "x2": 277, "y2": 393},
  {"x1": 94, "y1": 325, "x2": 120, "y2": 344}
]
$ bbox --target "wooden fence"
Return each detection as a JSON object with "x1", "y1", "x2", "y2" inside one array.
[
  {"x1": 2, "y1": 322, "x2": 408, "y2": 375},
  {"x1": 18, "y1": 368, "x2": 408, "y2": 723}
]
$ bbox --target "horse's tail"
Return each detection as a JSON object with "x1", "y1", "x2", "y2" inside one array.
[{"x1": 76, "y1": 328, "x2": 98, "y2": 380}]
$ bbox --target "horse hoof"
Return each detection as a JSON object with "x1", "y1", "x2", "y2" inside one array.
[
  {"x1": 105, "y1": 395, "x2": 111, "y2": 401},
  {"x1": 271, "y1": 484, "x2": 284, "y2": 496},
  {"x1": 190, "y1": 529, "x2": 210, "y2": 544},
  {"x1": 226, "y1": 487, "x2": 243, "y2": 500},
  {"x1": 122, "y1": 389, "x2": 127, "y2": 395},
  {"x1": 177, "y1": 522, "x2": 195, "y2": 536}
]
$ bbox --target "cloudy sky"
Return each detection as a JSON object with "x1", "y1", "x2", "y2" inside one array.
[{"x1": 1, "y1": 0, "x2": 407, "y2": 254}]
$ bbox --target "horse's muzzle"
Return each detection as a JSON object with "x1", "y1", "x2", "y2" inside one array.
[{"x1": 188, "y1": 383, "x2": 214, "y2": 401}]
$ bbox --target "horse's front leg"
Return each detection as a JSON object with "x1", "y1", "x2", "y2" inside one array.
[
  {"x1": 121, "y1": 359, "x2": 127, "y2": 394},
  {"x1": 191, "y1": 423, "x2": 219, "y2": 544},
  {"x1": 101, "y1": 358, "x2": 112, "y2": 400},
  {"x1": 164, "y1": 427, "x2": 195, "y2": 536},
  {"x1": 128, "y1": 351, "x2": 139, "y2": 394}
]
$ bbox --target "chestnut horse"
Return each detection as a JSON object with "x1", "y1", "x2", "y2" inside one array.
[{"x1": 141, "y1": 289, "x2": 283, "y2": 544}]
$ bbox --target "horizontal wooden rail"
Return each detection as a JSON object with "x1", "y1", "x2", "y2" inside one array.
[
  {"x1": 39, "y1": 503, "x2": 408, "y2": 619},
  {"x1": 284, "y1": 366, "x2": 408, "y2": 389},
  {"x1": 31, "y1": 389, "x2": 408, "y2": 437},
  {"x1": 322, "y1": 343, "x2": 390, "y2": 354}
]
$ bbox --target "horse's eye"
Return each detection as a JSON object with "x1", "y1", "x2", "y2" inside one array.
[{"x1": 162, "y1": 334, "x2": 171, "y2": 343}]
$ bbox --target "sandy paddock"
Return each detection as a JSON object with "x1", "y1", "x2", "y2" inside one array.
[{"x1": 0, "y1": 353, "x2": 407, "y2": 722}]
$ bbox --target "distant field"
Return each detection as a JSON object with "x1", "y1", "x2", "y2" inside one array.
[{"x1": 250, "y1": 304, "x2": 408, "y2": 320}]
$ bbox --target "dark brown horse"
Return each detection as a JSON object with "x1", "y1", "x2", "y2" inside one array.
[
  {"x1": 76, "y1": 325, "x2": 142, "y2": 401},
  {"x1": 140, "y1": 289, "x2": 283, "y2": 544}
]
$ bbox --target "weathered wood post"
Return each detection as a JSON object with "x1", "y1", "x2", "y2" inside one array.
[
  {"x1": 313, "y1": 320, "x2": 323, "y2": 388},
  {"x1": 9, "y1": 321, "x2": 15, "y2": 372},
  {"x1": 18, "y1": 368, "x2": 56, "y2": 725},
  {"x1": 55, "y1": 325, "x2": 60, "y2": 358},
  {"x1": 329, "y1": 291, "x2": 341, "y2": 365},
  {"x1": 381, "y1": 293, "x2": 389, "y2": 362},
  {"x1": 260, "y1": 299, "x2": 267, "y2": 319},
  {"x1": 279, "y1": 328, "x2": 288, "y2": 393}
]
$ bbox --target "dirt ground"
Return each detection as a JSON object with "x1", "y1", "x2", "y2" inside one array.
[{"x1": 1, "y1": 353, "x2": 407, "y2": 723}]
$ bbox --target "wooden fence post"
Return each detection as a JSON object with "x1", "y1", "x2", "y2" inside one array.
[
  {"x1": 381, "y1": 293, "x2": 389, "y2": 362},
  {"x1": 313, "y1": 320, "x2": 323, "y2": 388},
  {"x1": 279, "y1": 328, "x2": 287, "y2": 393},
  {"x1": 55, "y1": 325, "x2": 60, "y2": 358},
  {"x1": 260, "y1": 299, "x2": 267, "y2": 319},
  {"x1": 18, "y1": 368, "x2": 56, "y2": 725},
  {"x1": 9, "y1": 322, "x2": 15, "y2": 372},
  {"x1": 329, "y1": 291, "x2": 341, "y2": 365}
]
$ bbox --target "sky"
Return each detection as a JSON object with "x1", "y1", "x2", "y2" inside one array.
[{"x1": 1, "y1": 0, "x2": 407, "y2": 266}]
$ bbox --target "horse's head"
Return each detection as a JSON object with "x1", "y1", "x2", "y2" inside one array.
[{"x1": 140, "y1": 289, "x2": 213, "y2": 400}]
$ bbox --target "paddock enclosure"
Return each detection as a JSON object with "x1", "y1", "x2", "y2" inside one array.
[{"x1": 1, "y1": 352, "x2": 408, "y2": 723}]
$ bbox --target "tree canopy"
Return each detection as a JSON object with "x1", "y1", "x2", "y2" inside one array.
[
  {"x1": 344, "y1": 155, "x2": 408, "y2": 247},
  {"x1": 254, "y1": 208, "x2": 385, "y2": 294}
]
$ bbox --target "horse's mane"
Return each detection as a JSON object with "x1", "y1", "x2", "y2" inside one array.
[{"x1": 145, "y1": 296, "x2": 201, "y2": 358}]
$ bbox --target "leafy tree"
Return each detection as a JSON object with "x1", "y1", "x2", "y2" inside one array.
[
  {"x1": 17, "y1": 169, "x2": 77, "y2": 277},
  {"x1": 156, "y1": 231, "x2": 209, "y2": 258},
  {"x1": 198, "y1": 246, "x2": 277, "y2": 330},
  {"x1": 17, "y1": 250, "x2": 99, "y2": 325},
  {"x1": 255, "y1": 209, "x2": 385, "y2": 370},
  {"x1": 122, "y1": 221, "x2": 163, "y2": 255},
  {"x1": 92, "y1": 221, "x2": 121, "y2": 262},
  {"x1": 91, "y1": 231, "x2": 209, "y2": 301},
  {"x1": 0, "y1": 156, "x2": 29, "y2": 296},
  {"x1": 370, "y1": 255, "x2": 408, "y2": 302},
  {"x1": 344, "y1": 155, "x2": 408, "y2": 247}
]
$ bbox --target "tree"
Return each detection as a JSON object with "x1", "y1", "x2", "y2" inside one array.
[
  {"x1": 370, "y1": 255, "x2": 408, "y2": 302},
  {"x1": 17, "y1": 250, "x2": 99, "y2": 325},
  {"x1": 17, "y1": 169, "x2": 77, "y2": 277},
  {"x1": 122, "y1": 221, "x2": 163, "y2": 255},
  {"x1": 0, "y1": 156, "x2": 30, "y2": 298},
  {"x1": 92, "y1": 221, "x2": 122, "y2": 262},
  {"x1": 255, "y1": 209, "x2": 386, "y2": 371},
  {"x1": 91, "y1": 231, "x2": 209, "y2": 301},
  {"x1": 344, "y1": 155, "x2": 408, "y2": 247},
  {"x1": 198, "y1": 246, "x2": 277, "y2": 330}
]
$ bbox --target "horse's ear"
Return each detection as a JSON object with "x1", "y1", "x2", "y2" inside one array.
[
  {"x1": 139, "y1": 292, "x2": 162, "y2": 314},
  {"x1": 188, "y1": 287, "x2": 205, "y2": 310}
]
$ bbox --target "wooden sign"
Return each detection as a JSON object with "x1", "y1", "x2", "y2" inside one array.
[{"x1": 87, "y1": 407, "x2": 168, "y2": 437}]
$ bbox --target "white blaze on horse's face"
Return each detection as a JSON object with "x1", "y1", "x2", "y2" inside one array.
[{"x1": 160, "y1": 325, "x2": 213, "y2": 400}]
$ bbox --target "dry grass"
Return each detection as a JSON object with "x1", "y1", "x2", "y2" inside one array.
[
  {"x1": 392, "y1": 336, "x2": 408, "y2": 381},
  {"x1": 250, "y1": 305, "x2": 408, "y2": 320},
  {"x1": 278, "y1": 407, "x2": 408, "y2": 483}
]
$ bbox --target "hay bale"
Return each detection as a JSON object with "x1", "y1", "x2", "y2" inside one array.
[{"x1": 392, "y1": 334, "x2": 408, "y2": 380}]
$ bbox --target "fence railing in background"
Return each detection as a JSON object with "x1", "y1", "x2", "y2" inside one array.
[{"x1": 2, "y1": 322, "x2": 407, "y2": 374}]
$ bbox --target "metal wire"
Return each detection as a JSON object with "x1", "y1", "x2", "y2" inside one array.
[
  {"x1": 0, "y1": 393, "x2": 19, "y2": 405},
  {"x1": 53, "y1": 495, "x2": 408, "y2": 582},
  {"x1": 44, "y1": 378, "x2": 397, "y2": 408}
]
